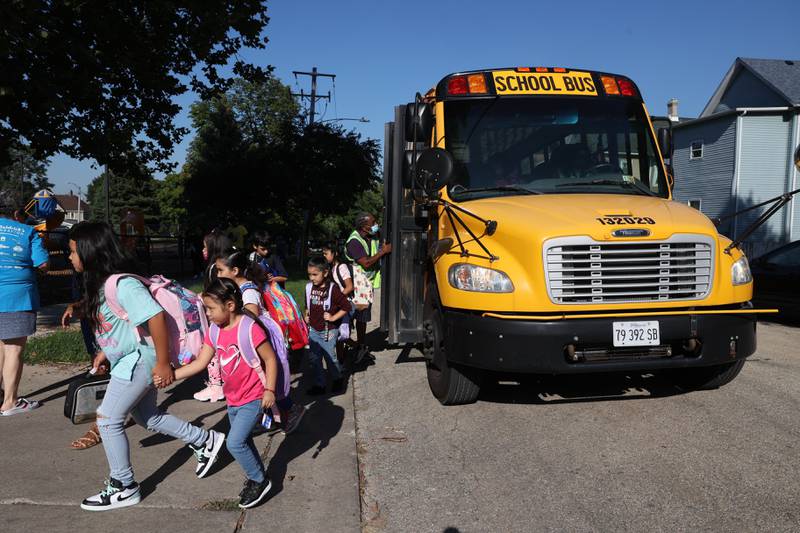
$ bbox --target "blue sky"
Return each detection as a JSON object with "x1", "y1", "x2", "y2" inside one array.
[{"x1": 48, "y1": 0, "x2": 800, "y2": 196}]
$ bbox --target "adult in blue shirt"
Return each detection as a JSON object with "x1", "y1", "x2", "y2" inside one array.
[{"x1": 0, "y1": 204, "x2": 49, "y2": 416}]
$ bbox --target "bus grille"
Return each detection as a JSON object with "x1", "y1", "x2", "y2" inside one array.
[{"x1": 544, "y1": 235, "x2": 714, "y2": 304}]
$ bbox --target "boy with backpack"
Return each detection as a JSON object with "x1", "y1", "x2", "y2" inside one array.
[{"x1": 249, "y1": 231, "x2": 288, "y2": 289}]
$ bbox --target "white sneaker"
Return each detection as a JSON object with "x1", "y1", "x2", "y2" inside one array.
[
  {"x1": 81, "y1": 478, "x2": 141, "y2": 511},
  {"x1": 193, "y1": 383, "x2": 225, "y2": 402},
  {"x1": 191, "y1": 430, "x2": 225, "y2": 478}
]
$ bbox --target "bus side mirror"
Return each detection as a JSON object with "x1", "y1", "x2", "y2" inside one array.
[
  {"x1": 402, "y1": 150, "x2": 421, "y2": 189},
  {"x1": 794, "y1": 144, "x2": 800, "y2": 171},
  {"x1": 657, "y1": 127, "x2": 672, "y2": 159},
  {"x1": 405, "y1": 102, "x2": 433, "y2": 144},
  {"x1": 417, "y1": 148, "x2": 454, "y2": 195}
]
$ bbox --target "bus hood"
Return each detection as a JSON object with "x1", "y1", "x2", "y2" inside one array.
[{"x1": 457, "y1": 193, "x2": 717, "y2": 242}]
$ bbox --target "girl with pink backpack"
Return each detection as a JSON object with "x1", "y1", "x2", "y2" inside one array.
[
  {"x1": 168, "y1": 278, "x2": 280, "y2": 509},
  {"x1": 68, "y1": 222, "x2": 225, "y2": 512}
]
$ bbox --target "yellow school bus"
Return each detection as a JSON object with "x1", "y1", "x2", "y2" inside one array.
[{"x1": 381, "y1": 67, "x2": 777, "y2": 405}]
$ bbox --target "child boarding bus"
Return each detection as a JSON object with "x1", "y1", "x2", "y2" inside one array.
[{"x1": 379, "y1": 66, "x2": 779, "y2": 405}]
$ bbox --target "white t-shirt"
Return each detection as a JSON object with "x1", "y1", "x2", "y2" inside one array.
[
  {"x1": 332, "y1": 263, "x2": 352, "y2": 292},
  {"x1": 241, "y1": 285, "x2": 267, "y2": 315}
]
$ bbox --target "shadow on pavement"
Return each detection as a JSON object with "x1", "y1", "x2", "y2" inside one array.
[
  {"x1": 25, "y1": 369, "x2": 90, "y2": 404},
  {"x1": 264, "y1": 396, "x2": 345, "y2": 502},
  {"x1": 480, "y1": 372, "x2": 686, "y2": 405},
  {"x1": 394, "y1": 344, "x2": 426, "y2": 365},
  {"x1": 139, "y1": 374, "x2": 228, "y2": 448},
  {"x1": 139, "y1": 414, "x2": 234, "y2": 500}
]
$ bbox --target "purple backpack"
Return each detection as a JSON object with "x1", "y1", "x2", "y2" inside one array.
[
  {"x1": 208, "y1": 314, "x2": 291, "y2": 400},
  {"x1": 104, "y1": 274, "x2": 208, "y2": 367}
]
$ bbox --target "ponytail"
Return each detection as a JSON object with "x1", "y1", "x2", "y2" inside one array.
[{"x1": 218, "y1": 248, "x2": 268, "y2": 287}]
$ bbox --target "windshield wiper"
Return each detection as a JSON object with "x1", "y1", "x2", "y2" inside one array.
[
  {"x1": 556, "y1": 179, "x2": 657, "y2": 197},
  {"x1": 455, "y1": 185, "x2": 543, "y2": 196}
]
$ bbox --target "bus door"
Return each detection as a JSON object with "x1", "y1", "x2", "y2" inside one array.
[{"x1": 380, "y1": 105, "x2": 426, "y2": 344}]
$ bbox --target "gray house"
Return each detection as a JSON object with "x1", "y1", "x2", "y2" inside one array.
[{"x1": 672, "y1": 57, "x2": 800, "y2": 258}]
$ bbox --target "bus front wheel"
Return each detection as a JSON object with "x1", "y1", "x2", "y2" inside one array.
[{"x1": 424, "y1": 306, "x2": 481, "y2": 405}]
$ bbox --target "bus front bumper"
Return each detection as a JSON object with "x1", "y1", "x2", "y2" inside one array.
[{"x1": 442, "y1": 306, "x2": 758, "y2": 374}]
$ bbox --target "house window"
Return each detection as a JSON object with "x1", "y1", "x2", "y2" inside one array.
[
  {"x1": 688, "y1": 199, "x2": 702, "y2": 211},
  {"x1": 690, "y1": 140, "x2": 703, "y2": 159}
]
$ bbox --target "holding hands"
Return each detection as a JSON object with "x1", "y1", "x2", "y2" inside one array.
[{"x1": 152, "y1": 363, "x2": 175, "y2": 389}]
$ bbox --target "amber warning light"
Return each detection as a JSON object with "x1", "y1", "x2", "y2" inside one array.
[
  {"x1": 447, "y1": 73, "x2": 488, "y2": 95},
  {"x1": 600, "y1": 75, "x2": 638, "y2": 97}
]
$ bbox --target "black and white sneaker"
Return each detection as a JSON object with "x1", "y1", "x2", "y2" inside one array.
[
  {"x1": 191, "y1": 430, "x2": 225, "y2": 478},
  {"x1": 238, "y1": 477, "x2": 272, "y2": 509},
  {"x1": 80, "y1": 478, "x2": 141, "y2": 511}
]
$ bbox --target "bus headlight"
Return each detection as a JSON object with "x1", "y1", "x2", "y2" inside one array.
[
  {"x1": 448, "y1": 264, "x2": 514, "y2": 293},
  {"x1": 731, "y1": 257, "x2": 752, "y2": 285}
]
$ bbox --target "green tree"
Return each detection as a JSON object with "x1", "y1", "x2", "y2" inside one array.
[
  {"x1": 171, "y1": 77, "x2": 381, "y2": 255},
  {"x1": 87, "y1": 170, "x2": 159, "y2": 229},
  {"x1": 155, "y1": 172, "x2": 189, "y2": 235},
  {"x1": 229, "y1": 78, "x2": 301, "y2": 148},
  {"x1": 0, "y1": 1, "x2": 271, "y2": 175},
  {"x1": 183, "y1": 96, "x2": 247, "y2": 231},
  {"x1": 313, "y1": 184, "x2": 384, "y2": 243},
  {"x1": 287, "y1": 124, "x2": 382, "y2": 256},
  {"x1": 0, "y1": 145, "x2": 51, "y2": 207}
]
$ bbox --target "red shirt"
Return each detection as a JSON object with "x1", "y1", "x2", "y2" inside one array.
[{"x1": 203, "y1": 319, "x2": 267, "y2": 407}]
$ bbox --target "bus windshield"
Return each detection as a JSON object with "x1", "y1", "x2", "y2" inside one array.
[{"x1": 444, "y1": 97, "x2": 668, "y2": 200}]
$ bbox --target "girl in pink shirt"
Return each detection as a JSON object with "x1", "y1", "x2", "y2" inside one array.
[{"x1": 170, "y1": 278, "x2": 278, "y2": 509}]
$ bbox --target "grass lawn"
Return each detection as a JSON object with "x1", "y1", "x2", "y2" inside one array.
[{"x1": 26, "y1": 329, "x2": 89, "y2": 366}]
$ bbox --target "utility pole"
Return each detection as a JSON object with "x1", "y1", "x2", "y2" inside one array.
[
  {"x1": 291, "y1": 67, "x2": 336, "y2": 266},
  {"x1": 292, "y1": 67, "x2": 336, "y2": 125}
]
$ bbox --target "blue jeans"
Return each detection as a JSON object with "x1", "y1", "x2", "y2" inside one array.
[
  {"x1": 227, "y1": 399, "x2": 265, "y2": 483},
  {"x1": 308, "y1": 327, "x2": 343, "y2": 387},
  {"x1": 97, "y1": 357, "x2": 208, "y2": 486}
]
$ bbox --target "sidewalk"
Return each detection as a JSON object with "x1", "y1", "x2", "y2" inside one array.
[{"x1": 1, "y1": 361, "x2": 360, "y2": 532}]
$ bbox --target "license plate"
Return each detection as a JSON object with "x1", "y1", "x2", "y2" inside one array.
[{"x1": 612, "y1": 321, "x2": 660, "y2": 347}]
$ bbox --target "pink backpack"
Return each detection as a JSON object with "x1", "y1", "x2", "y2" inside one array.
[
  {"x1": 208, "y1": 314, "x2": 291, "y2": 400},
  {"x1": 103, "y1": 274, "x2": 209, "y2": 367}
]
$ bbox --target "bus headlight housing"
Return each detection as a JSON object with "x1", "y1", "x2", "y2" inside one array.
[
  {"x1": 731, "y1": 257, "x2": 752, "y2": 286},
  {"x1": 448, "y1": 264, "x2": 514, "y2": 293}
]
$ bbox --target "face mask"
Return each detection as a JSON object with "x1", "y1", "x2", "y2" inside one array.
[
  {"x1": 370, "y1": 224, "x2": 380, "y2": 235},
  {"x1": 202, "y1": 248, "x2": 208, "y2": 261}
]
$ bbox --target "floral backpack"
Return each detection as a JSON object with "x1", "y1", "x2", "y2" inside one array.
[
  {"x1": 241, "y1": 279, "x2": 309, "y2": 351},
  {"x1": 103, "y1": 274, "x2": 208, "y2": 367}
]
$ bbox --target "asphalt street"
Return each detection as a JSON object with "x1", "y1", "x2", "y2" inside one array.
[{"x1": 354, "y1": 319, "x2": 800, "y2": 532}]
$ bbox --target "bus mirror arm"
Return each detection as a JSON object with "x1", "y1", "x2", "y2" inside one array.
[
  {"x1": 718, "y1": 187, "x2": 800, "y2": 254},
  {"x1": 433, "y1": 196, "x2": 499, "y2": 262}
]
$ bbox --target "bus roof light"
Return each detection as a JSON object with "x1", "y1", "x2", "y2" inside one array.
[
  {"x1": 553, "y1": 67, "x2": 567, "y2": 73},
  {"x1": 601, "y1": 76, "x2": 619, "y2": 95},
  {"x1": 535, "y1": 67, "x2": 549, "y2": 72},
  {"x1": 448, "y1": 76, "x2": 469, "y2": 95},
  {"x1": 617, "y1": 78, "x2": 637, "y2": 97},
  {"x1": 467, "y1": 74, "x2": 487, "y2": 94},
  {"x1": 516, "y1": 67, "x2": 531, "y2": 72}
]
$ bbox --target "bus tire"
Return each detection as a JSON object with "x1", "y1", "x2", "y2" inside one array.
[
  {"x1": 674, "y1": 359, "x2": 746, "y2": 391},
  {"x1": 425, "y1": 307, "x2": 481, "y2": 405}
]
